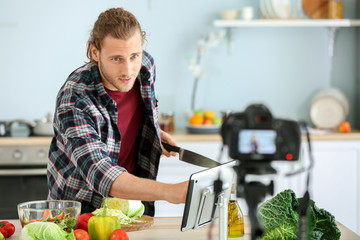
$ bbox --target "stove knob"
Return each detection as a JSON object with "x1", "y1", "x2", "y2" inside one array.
[
  {"x1": 13, "y1": 149, "x2": 23, "y2": 160},
  {"x1": 37, "y1": 149, "x2": 47, "y2": 159}
]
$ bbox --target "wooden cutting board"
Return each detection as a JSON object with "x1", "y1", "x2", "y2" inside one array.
[
  {"x1": 302, "y1": 0, "x2": 329, "y2": 19},
  {"x1": 122, "y1": 215, "x2": 154, "y2": 232}
]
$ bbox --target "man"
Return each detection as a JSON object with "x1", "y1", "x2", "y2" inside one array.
[{"x1": 47, "y1": 7, "x2": 188, "y2": 216}]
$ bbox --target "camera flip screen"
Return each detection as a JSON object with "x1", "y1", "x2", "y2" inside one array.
[{"x1": 238, "y1": 129, "x2": 277, "y2": 155}]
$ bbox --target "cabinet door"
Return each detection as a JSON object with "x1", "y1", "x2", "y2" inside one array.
[{"x1": 297, "y1": 141, "x2": 359, "y2": 234}]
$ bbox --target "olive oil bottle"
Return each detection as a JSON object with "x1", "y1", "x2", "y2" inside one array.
[{"x1": 228, "y1": 183, "x2": 244, "y2": 238}]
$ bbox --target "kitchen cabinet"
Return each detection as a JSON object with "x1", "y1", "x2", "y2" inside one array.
[
  {"x1": 155, "y1": 139, "x2": 360, "y2": 235},
  {"x1": 296, "y1": 140, "x2": 360, "y2": 235},
  {"x1": 213, "y1": 19, "x2": 360, "y2": 56}
]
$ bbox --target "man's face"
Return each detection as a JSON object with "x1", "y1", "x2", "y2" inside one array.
[{"x1": 91, "y1": 32, "x2": 143, "y2": 92}]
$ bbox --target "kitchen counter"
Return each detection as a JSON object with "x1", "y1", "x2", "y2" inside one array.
[
  {"x1": 4, "y1": 217, "x2": 360, "y2": 239},
  {"x1": 1, "y1": 130, "x2": 360, "y2": 146}
]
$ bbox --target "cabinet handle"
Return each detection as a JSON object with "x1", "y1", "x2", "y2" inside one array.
[{"x1": 0, "y1": 169, "x2": 47, "y2": 176}]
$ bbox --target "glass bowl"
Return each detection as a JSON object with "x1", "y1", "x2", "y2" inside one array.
[{"x1": 17, "y1": 200, "x2": 81, "y2": 229}]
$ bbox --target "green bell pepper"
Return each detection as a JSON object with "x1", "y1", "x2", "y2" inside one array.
[{"x1": 88, "y1": 208, "x2": 121, "y2": 240}]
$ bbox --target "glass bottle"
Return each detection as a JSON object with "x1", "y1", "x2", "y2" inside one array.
[
  {"x1": 227, "y1": 183, "x2": 244, "y2": 238},
  {"x1": 328, "y1": 0, "x2": 343, "y2": 19}
]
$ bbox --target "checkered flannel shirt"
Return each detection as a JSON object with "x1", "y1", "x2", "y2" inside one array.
[{"x1": 47, "y1": 51, "x2": 162, "y2": 216}]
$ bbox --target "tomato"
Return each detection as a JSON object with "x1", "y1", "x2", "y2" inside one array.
[
  {"x1": 4, "y1": 223, "x2": 15, "y2": 237},
  {"x1": 110, "y1": 229, "x2": 129, "y2": 240},
  {"x1": 0, "y1": 228, "x2": 7, "y2": 238},
  {"x1": 74, "y1": 229, "x2": 90, "y2": 240},
  {"x1": 0, "y1": 221, "x2": 15, "y2": 238},
  {"x1": 76, "y1": 213, "x2": 94, "y2": 232}
]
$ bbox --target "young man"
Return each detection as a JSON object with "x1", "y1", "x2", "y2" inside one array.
[{"x1": 47, "y1": 8, "x2": 188, "y2": 216}]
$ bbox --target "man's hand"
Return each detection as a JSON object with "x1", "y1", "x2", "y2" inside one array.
[
  {"x1": 160, "y1": 130, "x2": 177, "y2": 157},
  {"x1": 163, "y1": 181, "x2": 189, "y2": 204}
]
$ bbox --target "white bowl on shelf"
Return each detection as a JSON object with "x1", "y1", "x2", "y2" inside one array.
[{"x1": 220, "y1": 10, "x2": 240, "y2": 20}]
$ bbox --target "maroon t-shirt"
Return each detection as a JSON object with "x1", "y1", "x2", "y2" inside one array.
[{"x1": 105, "y1": 81, "x2": 145, "y2": 174}]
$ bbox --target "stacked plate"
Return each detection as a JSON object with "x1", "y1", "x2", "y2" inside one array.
[
  {"x1": 260, "y1": 0, "x2": 302, "y2": 19},
  {"x1": 310, "y1": 88, "x2": 349, "y2": 129}
]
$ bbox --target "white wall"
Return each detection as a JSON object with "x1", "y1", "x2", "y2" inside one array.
[{"x1": 0, "y1": 0, "x2": 358, "y2": 129}]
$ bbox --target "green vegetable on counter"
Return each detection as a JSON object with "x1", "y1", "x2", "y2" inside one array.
[
  {"x1": 101, "y1": 197, "x2": 145, "y2": 219},
  {"x1": 0, "y1": 232, "x2": 4, "y2": 240},
  {"x1": 88, "y1": 208, "x2": 121, "y2": 240},
  {"x1": 22, "y1": 211, "x2": 77, "y2": 233},
  {"x1": 92, "y1": 208, "x2": 133, "y2": 225},
  {"x1": 18, "y1": 222, "x2": 75, "y2": 240},
  {"x1": 258, "y1": 189, "x2": 341, "y2": 240}
]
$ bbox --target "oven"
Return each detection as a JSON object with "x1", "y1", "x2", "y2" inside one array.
[{"x1": 0, "y1": 143, "x2": 49, "y2": 219}]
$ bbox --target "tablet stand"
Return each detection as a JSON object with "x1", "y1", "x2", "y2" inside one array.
[
  {"x1": 217, "y1": 193, "x2": 228, "y2": 240},
  {"x1": 193, "y1": 190, "x2": 229, "y2": 240}
]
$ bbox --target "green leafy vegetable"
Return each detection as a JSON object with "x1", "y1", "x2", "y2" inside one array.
[
  {"x1": 131, "y1": 203, "x2": 145, "y2": 219},
  {"x1": 101, "y1": 198, "x2": 145, "y2": 219},
  {"x1": 18, "y1": 222, "x2": 75, "y2": 240},
  {"x1": 258, "y1": 189, "x2": 341, "y2": 240},
  {"x1": 92, "y1": 208, "x2": 133, "y2": 225},
  {"x1": 57, "y1": 214, "x2": 77, "y2": 233},
  {"x1": 126, "y1": 200, "x2": 143, "y2": 218}
]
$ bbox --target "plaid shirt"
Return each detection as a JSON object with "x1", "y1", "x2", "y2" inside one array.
[{"x1": 47, "y1": 51, "x2": 162, "y2": 216}]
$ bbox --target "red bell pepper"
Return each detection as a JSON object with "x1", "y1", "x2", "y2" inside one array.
[{"x1": 76, "y1": 213, "x2": 94, "y2": 232}]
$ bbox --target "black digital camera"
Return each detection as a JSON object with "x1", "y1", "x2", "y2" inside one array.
[{"x1": 221, "y1": 104, "x2": 301, "y2": 162}]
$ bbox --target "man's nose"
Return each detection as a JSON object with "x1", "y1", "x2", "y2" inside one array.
[{"x1": 120, "y1": 60, "x2": 132, "y2": 77}]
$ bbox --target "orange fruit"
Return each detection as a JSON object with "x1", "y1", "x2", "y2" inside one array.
[
  {"x1": 203, "y1": 119, "x2": 213, "y2": 125},
  {"x1": 204, "y1": 110, "x2": 215, "y2": 120},
  {"x1": 338, "y1": 121, "x2": 351, "y2": 133},
  {"x1": 190, "y1": 114, "x2": 204, "y2": 125}
]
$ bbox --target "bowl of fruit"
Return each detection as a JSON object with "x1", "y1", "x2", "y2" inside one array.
[{"x1": 187, "y1": 110, "x2": 222, "y2": 134}]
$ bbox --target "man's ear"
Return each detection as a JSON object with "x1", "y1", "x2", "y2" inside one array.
[{"x1": 90, "y1": 44, "x2": 99, "y2": 62}]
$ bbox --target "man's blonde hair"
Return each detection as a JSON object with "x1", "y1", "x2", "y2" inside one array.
[{"x1": 86, "y1": 7, "x2": 146, "y2": 63}]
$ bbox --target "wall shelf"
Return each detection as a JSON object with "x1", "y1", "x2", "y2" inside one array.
[
  {"x1": 214, "y1": 19, "x2": 360, "y2": 27},
  {"x1": 213, "y1": 19, "x2": 360, "y2": 56}
]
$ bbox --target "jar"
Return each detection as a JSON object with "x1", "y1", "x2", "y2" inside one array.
[
  {"x1": 328, "y1": 0, "x2": 343, "y2": 19},
  {"x1": 160, "y1": 112, "x2": 175, "y2": 133}
]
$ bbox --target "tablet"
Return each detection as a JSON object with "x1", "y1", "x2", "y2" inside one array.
[{"x1": 180, "y1": 160, "x2": 237, "y2": 231}]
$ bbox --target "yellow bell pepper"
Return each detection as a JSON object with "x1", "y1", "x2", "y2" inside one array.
[{"x1": 88, "y1": 208, "x2": 121, "y2": 240}]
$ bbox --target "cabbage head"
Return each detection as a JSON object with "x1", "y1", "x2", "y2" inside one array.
[
  {"x1": 258, "y1": 189, "x2": 341, "y2": 240},
  {"x1": 18, "y1": 222, "x2": 75, "y2": 240}
]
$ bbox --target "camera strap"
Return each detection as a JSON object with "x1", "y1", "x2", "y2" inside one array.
[{"x1": 295, "y1": 122, "x2": 314, "y2": 240}]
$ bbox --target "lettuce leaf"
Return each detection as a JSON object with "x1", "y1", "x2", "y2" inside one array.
[
  {"x1": 18, "y1": 222, "x2": 75, "y2": 240},
  {"x1": 92, "y1": 208, "x2": 133, "y2": 224}
]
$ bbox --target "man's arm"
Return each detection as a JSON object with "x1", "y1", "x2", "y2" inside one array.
[{"x1": 109, "y1": 172, "x2": 188, "y2": 204}]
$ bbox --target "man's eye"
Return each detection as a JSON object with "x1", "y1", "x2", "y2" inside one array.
[
  {"x1": 113, "y1": 57, "x2": 120, "y2": 61},
  {"x1": 131, "y1": 55, "x2": 139, "y2": 59}
]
